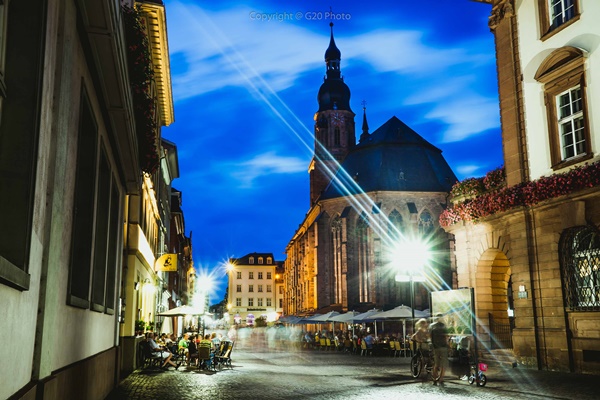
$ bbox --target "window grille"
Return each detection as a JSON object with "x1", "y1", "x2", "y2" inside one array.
[{"x1": 560, "y1": 225, "x2": 600, "y2": 310}]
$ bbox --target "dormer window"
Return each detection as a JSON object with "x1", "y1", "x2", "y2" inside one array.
[
  {"x1": 267, "y1": 257, "x2": 272, "y2": 264},
  {"x1": 249, "y1": 257, "x2": 254, "y2": 264},
  {"x1": 258, "y1": 257, "x2": 264, "y2": 264}
]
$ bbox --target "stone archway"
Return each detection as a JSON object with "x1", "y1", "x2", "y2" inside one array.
[{"x1": 475, "y1": 249, "x2": 512, "y2": 350}]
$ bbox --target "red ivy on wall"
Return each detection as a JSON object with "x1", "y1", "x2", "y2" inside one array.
[
  {"x1": 122, "y1": 4, "x2": 159, "y2": 175},
  {"x1": 440, "y1": 162, "x2": 600, "y2": 227}
]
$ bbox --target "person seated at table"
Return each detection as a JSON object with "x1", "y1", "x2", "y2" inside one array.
[
  {"x1": 178, "y1": 333, "x2": 190, "y2": 357},
  {"x1": 147, "y1": 332, "x2": 178, "y2": 370},
  {"x1": 199, "y1": 334, "x2": 213, "y2": 354},
  {"x1": 210, "y1": 332, "x2": 221, "y2": 351},
  {"x1": 187, "y1": 334, "x2": 199, "y2": 366}
]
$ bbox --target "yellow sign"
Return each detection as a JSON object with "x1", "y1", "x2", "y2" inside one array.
[{"x1": 155, "y1": 253, "x2": 178, "y2": 272}]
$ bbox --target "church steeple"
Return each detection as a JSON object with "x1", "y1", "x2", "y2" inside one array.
[
  {"x1": 317, "y1": 23, "x2": 352, "y2": 112},
  {"x1": 325, "y1": 22, "x2": 341, "y2": 78},
  {"x1": 360, "y1": 100, "x2": 370, "y2": 143}
]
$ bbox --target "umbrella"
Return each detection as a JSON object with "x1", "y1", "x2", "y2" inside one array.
[
  {"x1": 308, "y1": 311, "x2": 341, "y2": 322},
  {"x1": 415, "y1": 309, "x2": 430, "y2": 318},
  {"x1": 299, "y1": 314, "x2": 323, "y2": 324},
  {"x1": 352, "y1": 309, "x2": 381, "y2": 322},
  {"x1": 370, "y1": 305, "x2": 415, "y2": 320},
  {"x1": 157, "y1": 305, "x2": 207, "y2": 316},
  {"x1": 160, "y1": 315, "x2": 173, "y2": 334},
  {"x1": 329, "y1": 311, "x2": 361, "y2": 323}
]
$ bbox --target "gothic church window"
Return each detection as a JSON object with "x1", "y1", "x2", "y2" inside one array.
[
  {"x1": 357, "y1": 213, "x2": 371, "y2": 303},
  {"x1": 418, "y1": 210, "x2": 434, "y2": 236},
  {"x1": 334, "y1": 127, "x2": 341, "y2": 145},
  {"x1": 388, "y1": 210, "x2": 403, "y2": 241},
  {"x1": 331, "y1": 216, "x2": 343, "y2": 304},
  {"x1": 559, "y1": 225, "x2": 600, "y2": 310}
]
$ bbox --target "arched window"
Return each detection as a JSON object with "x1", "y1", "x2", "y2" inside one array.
[
  {"x1": 388, "y1": 209, "x2": 403, "y2": 240},
  {"x1": 418, "y1": 210, "x2": 434, "y2": 236},
  {"x1": 331, "y1": 216, "x2": 343, "y2": 304},
  {"x1": 249, "y1": 257, "x2": 254, "y2": 264},
  {"x1": 357, "y1": 213, "x2": 370, "y2": 303},
  {"x1": 258, "y1": 257, "x2": 264, "y2": 264},
  {"x1": 560, "y1": 225, "x2": 600, "y2": 310},
  {"x1": 334, "y1": 127, "x2": 340, "y2": 146}
]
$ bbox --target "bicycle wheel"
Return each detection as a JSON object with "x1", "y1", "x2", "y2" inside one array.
[
  {"x1": 477, "y1": 373, "x2": 487, "y2": 387},
  {"x1": 410, "y1": 355, "x2": 423, "y2": 378}
]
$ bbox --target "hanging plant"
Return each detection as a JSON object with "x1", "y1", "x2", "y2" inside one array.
[
  {"x1": 122, "y1": 4, "x2": 159, "y2": 174},
  {"x1": 440, "y1": 161, "x2": 600, "y2": 227}
]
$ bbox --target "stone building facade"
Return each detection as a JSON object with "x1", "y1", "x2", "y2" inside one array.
[{"x1": 445, "y1": 0, "x2": 600, "y2": 374}]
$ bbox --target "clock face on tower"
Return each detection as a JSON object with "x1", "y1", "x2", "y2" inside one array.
[{"x1": 331, "y1": 112, "x2": 345, "y2": 126}]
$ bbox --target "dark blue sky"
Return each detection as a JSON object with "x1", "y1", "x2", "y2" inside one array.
[{"x1": 161, "y1": 0, "x2": 502, "y2": 303}]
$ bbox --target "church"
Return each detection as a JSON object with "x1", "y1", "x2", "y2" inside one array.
[{"x1": 283, "y1": 24, "x2": 458, "y2": 316}]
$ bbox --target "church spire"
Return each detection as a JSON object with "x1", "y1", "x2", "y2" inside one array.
[
  {"x1": 360, "y1": 100, "x2": 370, "y2": 143},
  {"x1": 324, "y1": 22, "x2": 341, "y2": 78}
]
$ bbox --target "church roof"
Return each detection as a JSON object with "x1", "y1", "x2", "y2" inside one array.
[{"x1": 320, "y1": 116, "x2": 457, "y2": 199}]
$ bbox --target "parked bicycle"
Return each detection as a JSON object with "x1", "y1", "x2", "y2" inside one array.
[
  {"x1": 410, "y1": 346, "x2": 434, "y2": 379},
  {"x1": 468, "y1": 362, "x2": 488, "y2": 386}
]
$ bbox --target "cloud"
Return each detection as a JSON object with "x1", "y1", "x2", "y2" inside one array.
[
  {"x1": 455, "y1": 164, "x2": 482, "y2": 177},
  {"x1": 230, "y1": 152, "x2": 306, "y2": 188}
]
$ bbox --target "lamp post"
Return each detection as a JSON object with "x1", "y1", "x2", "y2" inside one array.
[{"x1": 392, "y1": 237, "x2": 430, "y2": 335}]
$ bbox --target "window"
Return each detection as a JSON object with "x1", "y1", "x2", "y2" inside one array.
[
  {"x1": 538, "y1": 0, "x2": 579, "y2": 39},
  {"x1": 236, "y1": 271, "x2": 241, "y2": 279},
  {"x1": 236, "y1": 284, "x2": 241, "y2": 292},
  {"x1": 267, "y1": 257, "x2": 272, "y2": 264},
  {"x1": 418, "y1": 210, "x2": 434, "y2": 236},
  {"x1": 249, "y1": 257, "x2": 254, "y2": 264},
  {"x1": 534, "y1": 47, "x2": 590, "y2": 169},
  {"x1": 249, "y1": 272, "x2": 254, "y2": 279},
  {"x1": 0, "y1": 0, "x2": 44, "y2": 291},
  {"x1": 249, "y1": 285, "x2": 254, "y2": 292},
  {"x1": 258, "y1": 257, "x2": 263, "y2": 264},
  {"x1": 560, "y1": 225, "x2": 600, "y2": 310},
  {"x1": 235, "y1": 298, "x2": 241, "y2": 307},
  {"x1": 266, "y1": 298, "x2": 272, "y2": 307},
  {"x1": 557, "y1": 86, "x2": 585, "y2": 160},
  {"x1": 258, "y1": 272, "x2": 263, "y2": 279},
  {"x1": 257, "y1": 298, "x2": 263, "y2": 307},
  {"x1": 248, "y1": 298, "x2": 254, "y2": 307},
  {"x1": 279, "y1": 299, "x2": 283, "y2": 308},
  {"x1": 267, "y1": 272, "x2": 272, "y2": 279},
  {"x1": 279, "y1": 286, "x2": 283, "y2": 294},
  {"x1": 258, "y1": 285, "x2": 263, "y2": 292},
  {"x1": 334, "y1": 127, "x2": 340, "y2": 145},
  {"x1": 388, "y1": 209, "x2": 403, "y2": 241},
  {"x1": 267, "y1": 284, "x2": 272, "y2": 293}
]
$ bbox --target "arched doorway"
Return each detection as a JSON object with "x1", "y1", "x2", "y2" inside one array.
[{"x1": 475, "y1": 249, "x2": 513, "y2": 350}]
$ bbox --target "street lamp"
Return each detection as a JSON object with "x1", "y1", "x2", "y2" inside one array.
[{"x1": 392, "y1": 238, "x2": 431, "y2": 334}]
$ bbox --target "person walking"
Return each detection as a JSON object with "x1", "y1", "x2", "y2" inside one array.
[{"x1": 429, "y1": 314, "x2": 449, "y2": 386}]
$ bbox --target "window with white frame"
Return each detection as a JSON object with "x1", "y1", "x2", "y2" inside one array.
[
  {"x1": 258, "y1": 284, "x2": 263, "y2": 292},
  {"x1": 267, "y1": 284, "x2": 272, "y2": 292},
  {"x1": 249, "y1": 257, "x2": 254, "y2": 264},
  {"x1": 538, "y1": 0, "x2": 579, "y2": 38},
  {"x1": 249, "y1": 271, "x2": 254, "y2": 279},
  {"x1": 236, "y1": 284, "x2": 241, "y2": 292},
  {"x1": 249, "y1": 284, "x2": 254, "y2": 292},
  {"x1": 267, "y1": 272, "x2": 272, "y2": 279},
  {"x1": 557, "y1": 86, "x2": 585, "y2": 160},
  {"x1": 236, "y1": 297, "x2": 241, "y2": 306},
  {"x1": 267, "y1": 257, "x2": 272, "y2": 264},
  {"x1": 258, "y1": 272, "x2": 263, "y2": 279},
  {"x1": 549, "y1": 0, "x2": 576, "y2": 29},
  {"x1": 236, "y1": 271, "x2": 241, "y2": 279},
  {"x1": 248, "y1": 298, "x2": 254, "y2": 307},
  {"x1": 257, "y1": 298, "x2": 263, "y2": 307},
  {"x1": 258, "y1": 257, "x2": 263, "y2": 264},
  {"x1": 534, "y1": 46, "x2": 590, "y2": 169},
  {"x1": 266, "y1": 298, "x2": 272, "y2": 307}
]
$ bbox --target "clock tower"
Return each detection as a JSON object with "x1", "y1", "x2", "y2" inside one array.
[{"x1": 310, "y1": 23, "x2": 356, "y2": 205}]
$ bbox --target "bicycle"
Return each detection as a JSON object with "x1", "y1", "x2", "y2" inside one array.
[
  {"x1": 467, "y1": 362, "x2": 487, "y2": 386},
  {"x1": 410, "y1": 346, "x2": 434, "y2": 380}
]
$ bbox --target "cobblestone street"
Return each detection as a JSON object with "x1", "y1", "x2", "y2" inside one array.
[{"x1": 107, "y1": 344, "x2": 599, "y2": 400}]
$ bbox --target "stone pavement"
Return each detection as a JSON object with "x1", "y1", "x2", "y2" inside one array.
[{"x1": 107, "y1": 346, "x2": 599, "y2": 400}]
